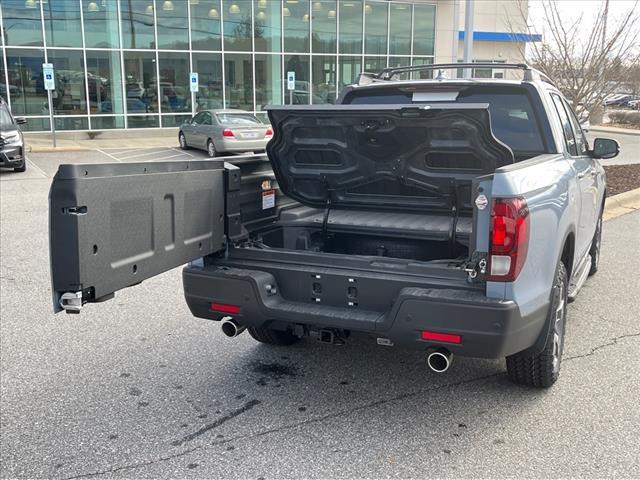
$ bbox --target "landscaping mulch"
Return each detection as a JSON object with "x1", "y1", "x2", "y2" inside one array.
[{"x1": 603, "y1": 164, "x2": 640, "y2": 197}]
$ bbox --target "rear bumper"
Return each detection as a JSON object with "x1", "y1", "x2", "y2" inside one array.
[
  {"x1": 183, "y1": 264, "x2": 549, "y2": 359},
  {"x1": 219, "y1": 137, "x2": 268, "y2": 152}
]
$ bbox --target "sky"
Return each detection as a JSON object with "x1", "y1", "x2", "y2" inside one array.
[{"x1": 527, "y1": 0, "x2": 640, "y2": 38}]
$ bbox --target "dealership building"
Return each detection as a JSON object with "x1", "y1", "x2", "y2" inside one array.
[{"x1": 0, "y1": 0, "x2": 537, "y2": 132}]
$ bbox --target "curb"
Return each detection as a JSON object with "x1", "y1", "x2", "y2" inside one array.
[
  {"x1": 590, "y1": 126, "x2": 640, "y2": 136},
  {"x1": 28, "y1": 145, "x2": 91, "y2": 153},
  {"x1": 603, "y1": 187, "x2": 640, "y2": 221}
]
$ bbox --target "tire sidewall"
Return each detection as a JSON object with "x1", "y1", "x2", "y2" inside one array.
[{"x1": 207, "y1": 139, "x2": 216, "y2": 157}]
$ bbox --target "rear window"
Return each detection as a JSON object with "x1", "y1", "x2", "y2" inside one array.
[
  {"x1": 216, "y1": 113, "x2": 263, "y2": 126},
  {"x1": 344, "y1": 86, "x2": 545, "y2": 156}
]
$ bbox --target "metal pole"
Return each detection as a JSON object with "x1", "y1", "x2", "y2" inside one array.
[
  {"x1": 463, "y1": 0, "x2": 474, "y2": 78},
  {"x1": 452, "y1": 0, "x2": 460, "y2": 77},
  {"x1": 48, "y1": 90, "x2": 56, "y2": 148}
]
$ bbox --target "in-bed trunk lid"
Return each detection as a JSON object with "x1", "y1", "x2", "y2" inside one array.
[{"x1": 266, "y1": 104, "x2": 513, "y2": 213}]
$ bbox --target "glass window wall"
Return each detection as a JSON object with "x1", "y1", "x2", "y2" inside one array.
[
  {"x1": 284, "y1": 54, "x2": 309, "y2": 104},
  {"x1": 158, "y1": 51, "x2": 190, "y2": 113},
  {"x1": 312, "y1": 1, "x2": 336, "y2": 54},
  {"x1": 120, "y1": 1, "x2": 156, "y2": 49},
  {"x1": 388, "y1": 2, "x2": 411, "y2": 55},
  {"x1": 83, "y1": 0, "x2": 120, "y2": 48},
  {"x1": 0, "y1": 0, "x2": 436, "y2": 131},
  {"x1": 4, "y1": 49, "x2": 47, "y2": 115},
  {"x1": 339, "y1": 0, "x2": 362, "y2": 54},
  {"x1": 312, "y1": 55, "x2": 336, "y2": 104},
  {"x1": 254, "y1": 0, "x2": 280, "y2": 52},
  {"x1": 411, "y1": 57, "x2": 433, "y2": 80},
  {"x1": 155, "y1": 0, "x2": 189, "y2": 49},
  {"x1": 364, "y1": 56, "x2": 386, "y2": 73},
  {"x1": 192, "y1": 52, "x2": 223, "y2": 110},
  {"x1": 412, "y1": 4, "x2": 435, "y2": 56},
  {"x1": 364, "y1": 1, "x2": 387, "y2": 55},
  {"x1": 1, "y1": 0, "x2": 43, "y2": 46},
  {"x1": 224, "y1": 53, "x2": 253, "y2": 110},
  {"x1": 48, "y1": 49, "x2": 87, "y2": 115},
  {"x1": 338, "y1": 56, "x2": 361, "y2": 89},
  {"x1": 255, "y1": 54, "x2": 282, "y2": 111},
  {"x1": 190, "y1": 0, "x2": 222, "y2": 50},
  {"x1": 223, "y1": 0, "x2": 252, "y2": 51},
  {"x1": 91, "y1": 116, "x2": 125, "y2": 129},
  {"x1": 123, "y1": 51, "x2": 158, "y2": 113},
  {"x1": 85, "y1": 50, "x2": 124, "y2": 115},
  {"x1": 284, "y1": 0, "x2": 309, "y2": 53},
  {"x1": 43, "y1": 0, "x2": 82, "y2": 48}
]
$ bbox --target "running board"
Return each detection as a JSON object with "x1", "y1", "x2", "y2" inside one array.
[{"x1": 568, "y1": 254, "x2": 591, "y2": 301}]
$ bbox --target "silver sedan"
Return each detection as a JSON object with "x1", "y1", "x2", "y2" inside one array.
[{"x1": 178, "y1": 109, "x2": 273, "y2": 157}]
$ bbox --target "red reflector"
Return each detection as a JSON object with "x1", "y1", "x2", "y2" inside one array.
[
  {"x1": 421, "y1": 330, "x2": 462, "y2": 344},
  {"x1": 222, "y1": 128, "x2": 235, "y2": 137},
  {"x1": 265, "y1": 128, "x2": 273, "y2": 136},
  {"x1": 210, "y1": 303, "x2": 241, "y2": 315}
]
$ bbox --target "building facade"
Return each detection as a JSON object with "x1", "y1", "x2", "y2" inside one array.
[{"x1": 0, "y1": 0, "x2": 533, "y2": 132}]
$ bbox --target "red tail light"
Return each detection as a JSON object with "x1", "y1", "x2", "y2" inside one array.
[
  {"x1": 265, "y1": 128, "x2": 273, "y2": 136},
  {"x1": 488, "y1": 197, "x2": 529, "y2": 282},
  {"x1": 210, "y1": 302, "x2": 241, "y2": 315},
  {"x1": 222, "y1": 128, "x2": 235, "y2": 137}
]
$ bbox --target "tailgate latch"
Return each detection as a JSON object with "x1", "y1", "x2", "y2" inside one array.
[
  {"x1": 60, "y1": 291, "x2": 83, "y2": 314},
  {"x1": 464, "y1": 254, "x2": 487, "y2": 281}
]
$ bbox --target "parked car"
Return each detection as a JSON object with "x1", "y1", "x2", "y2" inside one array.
[
  {"x1": 49, "y1": 63, "x2": 618, "y2": 388},
  {"x1": 0, "y1": 97, "x2": 27, "y2": 172},
  {"x1": 178, "y1": 109, "x2": 273, "y2": 157}
]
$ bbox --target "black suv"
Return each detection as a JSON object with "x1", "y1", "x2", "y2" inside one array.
[{"x1": 0, "y1": 97, "x2": 27, "y2": 172}]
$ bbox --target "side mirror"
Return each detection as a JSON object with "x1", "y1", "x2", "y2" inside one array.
[
  {"x1": 591, "y1": 138, "x2": 619, "y2": 159},
  {"x1": 15, "y1": 116, "x2": 27, "y2": 125}
]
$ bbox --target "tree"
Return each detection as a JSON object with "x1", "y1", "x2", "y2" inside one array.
[{"x1": 508, "y1": 0, "x2": 640, "y2": 122}]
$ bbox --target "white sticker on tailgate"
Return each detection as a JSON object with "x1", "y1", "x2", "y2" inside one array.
[{"x1": 262, "y1": 190, "x2": 275, "y2": 210}]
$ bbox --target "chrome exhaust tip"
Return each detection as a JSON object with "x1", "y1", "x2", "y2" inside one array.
[
  {"x1": 221, "y1": 318, "x2": 246, "y2": 338},
  {"x1": 427, "y1": 348, "x2": 452, "y2": 373}
]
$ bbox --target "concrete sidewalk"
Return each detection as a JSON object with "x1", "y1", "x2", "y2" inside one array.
[
  {"x1": 590, "y1": 125, "x2": 640, "y2": 136},
  {"x1": 24, "y1": 128, "x2": 179, "y2": 152}
]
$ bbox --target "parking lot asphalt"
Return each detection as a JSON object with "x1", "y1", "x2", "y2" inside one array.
[{"x1": 1, "y1": 149, "x2": 639, "y2": 479}]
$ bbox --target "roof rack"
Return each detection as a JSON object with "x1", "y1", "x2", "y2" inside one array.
[{"x1": 362, "y1": 62, "x2": 555, "y2": 87}]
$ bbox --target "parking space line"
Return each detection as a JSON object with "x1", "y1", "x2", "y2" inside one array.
[
  {"x1": 144, "y1": 152, "x2": 191, "y2": 162},
  {"x1": 96, "y1": 148, "x2": 122, "y2": 162},
  {"x1": 26, "y1": 158, "x2": 49, "y2": 178},
  {"x1": 171, "y1": 147, "x2": 195, "y2": 158},
  {"x1": 117, "y1": 149, "x2": 172, "y2": 160}
]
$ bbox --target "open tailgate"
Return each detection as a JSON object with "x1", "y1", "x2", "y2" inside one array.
[{"x1": 49, "y1": 160, "x2": 226, "y2": 313}]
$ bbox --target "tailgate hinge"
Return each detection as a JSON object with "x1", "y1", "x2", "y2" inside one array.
[{"x1": 59, "y1": 291, "x2": 83, "y2": 314}]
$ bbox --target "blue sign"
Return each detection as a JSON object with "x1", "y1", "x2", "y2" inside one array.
[
  {"x1": 43, "y1": 63, "x2": 55, "y2": 90},
  {"x1": 190, "y1": 72, "x2": 199, "y2": 93},
  {"x1": 287, "y1": 71, "x2": 295, "y2": 90}
]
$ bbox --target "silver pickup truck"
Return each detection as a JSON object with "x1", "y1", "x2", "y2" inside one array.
[{"x1": 49, "y1": 64, "x2": 619, "y2": 388}]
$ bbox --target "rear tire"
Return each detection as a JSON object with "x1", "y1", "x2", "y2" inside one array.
[
  {"x1": 588, "y1": 213, "x2": 602, "y2": 276},
  {"x1": 206, "y1": 139, "x2": 217, "y2": 158},
  {"x1": 248, "y1": 326, "x2": 300, "y2": 346},
  {"x1": 506, "y1": 261, "x2": 568, "y2": 388}
]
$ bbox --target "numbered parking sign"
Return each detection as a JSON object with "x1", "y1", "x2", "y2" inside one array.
[
  {"x1": 190, "y1": 72, "x2": 199, "y2": 93},
  {"x1": 43, "y1": 63, "x2": 55, "y2": 90}
]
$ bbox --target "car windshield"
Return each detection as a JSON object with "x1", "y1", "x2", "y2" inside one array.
[
  {"x1": 344, "y1": 85, "x2": 546, "y2": 157},
  {"x1": 0, "y1": 106, "x2": 14, "y2": 130},
  {"x1": 216, "y1": 113, "x2": 263, "y2": 126}
]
